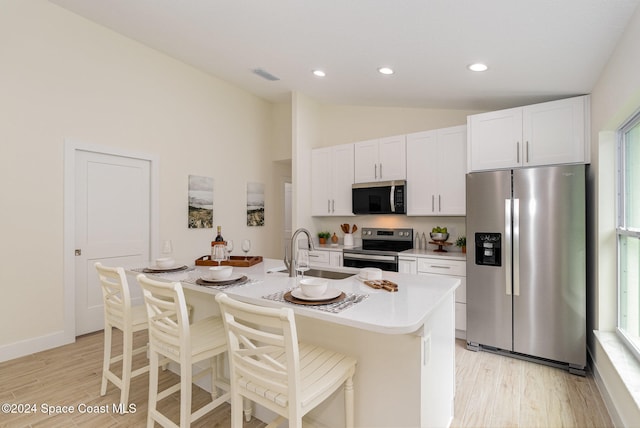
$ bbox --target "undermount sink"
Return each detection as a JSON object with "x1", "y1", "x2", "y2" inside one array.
[{"x1": 273, "y1": 268, "x2": 355, "y2": 280}]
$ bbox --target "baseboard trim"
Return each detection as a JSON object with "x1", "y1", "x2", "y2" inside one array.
[
  {"x1": 0, "y1": 330, "x2": 73, "y2": 363},
  {"x1": 588, "y1": 345, "x2": 623, "y2": 427}
]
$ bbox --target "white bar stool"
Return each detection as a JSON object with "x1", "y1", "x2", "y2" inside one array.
[
  {"x1": 137, "y1": 274, "x2": 230, "y2": 428},
  {"x1": 95, "y1": 262, "x2": 149, "y2": 408},
  {"x1": 215, "y1": 292, "x2": 357, "y2": 428}
]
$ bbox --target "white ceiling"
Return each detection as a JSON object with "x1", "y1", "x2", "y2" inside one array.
[{"x1": 49, "y1": 0, "x2": 639, "y2": 111}]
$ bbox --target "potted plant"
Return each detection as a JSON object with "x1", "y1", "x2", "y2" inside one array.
[
  {"x1": 318, "y1": 231, "x2": 330, "y2": 245},
  {"x1": 455, "y1": 236, "x2": 467, "y2": 253}
]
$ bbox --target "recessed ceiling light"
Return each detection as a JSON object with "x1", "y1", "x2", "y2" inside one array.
[
  {"x1": 313, "y1": 69, "x2": 326, "y2": 77},
  {"x1": 468, "y1": 63, "x2": 488, "y2": 72},
  {"x1": 378, "y1": 67, "x2": 394, "y2": 75}
]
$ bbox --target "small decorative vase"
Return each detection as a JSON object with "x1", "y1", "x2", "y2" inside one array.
[
  {"x1": 331, "y1": 233, "x2": 339, "y2": 244},
  {"x1": 319, "y1": 238, "x2": 326, "y2": 245},
  {"x1": 462, "y1": 246, "x2": 467, "y2": 254}
]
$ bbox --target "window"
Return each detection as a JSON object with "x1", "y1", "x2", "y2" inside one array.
[{"x1": 617, "y1": 111, "x2": 640, "y2": 358}]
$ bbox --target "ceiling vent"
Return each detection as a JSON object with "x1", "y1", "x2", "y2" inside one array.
[{"x1": 252, "y1": 68, "x2": 280, "y2": 81}]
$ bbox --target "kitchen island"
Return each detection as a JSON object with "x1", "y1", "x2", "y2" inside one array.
[{"x1": 134, "y1": 258, "x2": 459, "y2": 427}]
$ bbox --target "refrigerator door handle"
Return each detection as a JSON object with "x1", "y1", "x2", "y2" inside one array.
[
  {"x1": 513, "y1": 198, "x2": 520, "y2": 296},
  {"x1": 505, "y1": 199, "x2": 512, "y2": 296}
]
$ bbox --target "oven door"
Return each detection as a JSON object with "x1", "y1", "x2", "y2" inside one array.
[{"x1": 343, "y1": 252, "x2": 399, "y2": 272}]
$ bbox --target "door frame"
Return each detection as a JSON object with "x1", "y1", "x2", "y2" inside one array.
[{"x1": 63, "y1": 139, "x2": 159, "y2": 341}]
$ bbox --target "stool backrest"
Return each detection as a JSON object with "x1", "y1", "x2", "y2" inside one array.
[
  {"x1": 137, "y1": 274, "x2": 191, "y2": 359},
  {"x1": 95, "y1": 262, "x2": 133, "y2": 330},
  {"x1": 215, "y1": 293, "x2": 301, "y2": 411}
]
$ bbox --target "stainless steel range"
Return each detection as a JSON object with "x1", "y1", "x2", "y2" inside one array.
[{"x1": 343, "y1": 227, "x2": 413, "y2": 272}]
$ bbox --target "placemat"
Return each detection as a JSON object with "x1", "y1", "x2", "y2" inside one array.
[{"x1": 262, "y1": 289, "x2": 368, "y2": 313}]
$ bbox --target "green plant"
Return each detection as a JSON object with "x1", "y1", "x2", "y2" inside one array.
[
  {"x1": 318, "y1": 231, "x2": 331, "y2": 239},
  {"x1": 455, "y1": 236, "x2": 466, "y2": 247}
]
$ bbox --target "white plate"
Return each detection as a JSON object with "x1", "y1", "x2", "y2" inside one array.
[
  {"x1": 291, "y1": 287, "x2": 342, "y2": 301},
  {"x1": 200, "y1": 273, "x2": 245, "y2": 283}
]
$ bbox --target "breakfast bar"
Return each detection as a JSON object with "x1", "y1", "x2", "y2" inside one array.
[{"x1": 132, "y1": 258, "x2": 459, "y2": 427}]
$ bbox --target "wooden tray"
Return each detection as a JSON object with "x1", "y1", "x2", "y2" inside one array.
[
  {"x1": 283, "y1": 291, "x2": 346, "y2": 306},
  {"x1": 195, "y1": 255, "x2": 263, "y2": 267}
]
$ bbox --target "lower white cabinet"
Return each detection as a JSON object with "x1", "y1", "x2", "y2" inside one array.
[
  {"x1": 415, "y1": 256, "x2": 467, "y2": 339},
  {"x1": 398, "y1": 256, "x2": 418, "y2": 274},
  {"x1": 309, "y1": 249, "x2": 343, "y2": 267}
]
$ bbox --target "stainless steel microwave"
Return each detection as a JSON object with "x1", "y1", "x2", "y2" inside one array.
[{"x1": 352, "y1": 180, "x2": 406, "y2": 215}]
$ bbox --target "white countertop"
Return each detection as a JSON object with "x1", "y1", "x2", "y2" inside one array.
[{"x1": 140, "y1": 258, "x2": 459, "y2": 336}]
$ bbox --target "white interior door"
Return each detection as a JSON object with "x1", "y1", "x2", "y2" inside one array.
[{"x1": 75, "y1": 150, "x2": 151, "y2": 335}]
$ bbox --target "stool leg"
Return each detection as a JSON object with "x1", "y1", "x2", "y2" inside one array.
[
  {"x1": 101, "y1": 325, "x2": 112, "y2": 396},
  {"x1": 147, "y1": 350, "x2": 159, "y2": 428},
  {"x1": 231, "y1": 392, "x2": 244, "y2": 428},
  {"x1": 180, "y1": 358, "x2": 192, "y2": 428},
  {"x1": 243, "y1": 398, "x2": 252, "y2": 422},
  {"x1": 345, "y1": 375, "x2": 355, "y2": 428},
  {"x1": 120, "y1": 327, "x2": 133, "y2": 407}
]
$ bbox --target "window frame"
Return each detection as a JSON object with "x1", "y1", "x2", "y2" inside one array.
[{"x1": 616, "y1": 108, "x2": 640, "y2": 362}]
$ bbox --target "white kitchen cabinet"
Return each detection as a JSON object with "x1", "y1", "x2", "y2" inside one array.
[
  {"x1": 309, "y1": 248, "x2": 342, "y2": 267},
  {"x1": 329, "y1": 250, "x2": 343, "y2": 267},
  {"x1": 467, "y1": 95, "x2": 590, "y2": 172},
  {"x1": 311, "y1": 143, "x2": 355, "y2": 216},
  {"x1": 406, "y1": 125, "x2": 466, "y2": 216},
  {"x1": 398, "y1": 256, "x2": 417, "y2": 274},
  {"x1": 354, "y1": 135, "x2": 406, "y2": 183},
  {"x1": 417, "y1": 257, "x2": 467, "y2": 339}
]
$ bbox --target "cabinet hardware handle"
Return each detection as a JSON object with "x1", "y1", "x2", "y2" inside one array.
[
  {"x1": 309, "y1": 254, "x2": 320, "y2": 258},
  {"x1": 332, "y1": 199, "x2": 335, "y2": 213},
  {"x1": 438, "y1": 194, "x2": 442, "y2": 212},
  {"x1": 379, "y1": 163, "x2": 383, "y2": 178},
  {"x1": 513, "y1": 198, "x2": 520, "y2": 296},
  {"x1": 526, "y1": 141, "x2": 529, "y2": 163},
  {"x1": 327, "y1": 199, "x2": 331, "y2": 213},
  {"x1": 430, "y1": 265, "x2": 451, "y2": 269},
  {"x1": 374, "y1": 164, "x2": 377, "y2": 179},
  {"x1": 432, "y1": 195, "x2": 435, "y2": 212},
  {"x1": 517, "y1": 141, "x2": 520, "y2": 163}
]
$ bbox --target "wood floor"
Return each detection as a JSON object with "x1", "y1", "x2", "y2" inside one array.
[{"x1": 0, "y1": 331, "x2": 612, "y2": 427}]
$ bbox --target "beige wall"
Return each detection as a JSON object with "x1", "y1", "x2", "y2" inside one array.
[
  {"x1": 0, "y1": 1, "x2": 286, "y2": 357},
  {"x1": 589, "y1": 3, "x2": 640, "y2": 425}
]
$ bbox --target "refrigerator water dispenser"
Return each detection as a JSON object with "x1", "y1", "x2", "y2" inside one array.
[{"x1": 475, "y1": 233, "x2": 501, "y2": 266}]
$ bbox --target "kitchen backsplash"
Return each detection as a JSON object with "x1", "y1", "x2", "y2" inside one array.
[{"x1": 311, "y1": 215, "x2": 466, "y2": 250}]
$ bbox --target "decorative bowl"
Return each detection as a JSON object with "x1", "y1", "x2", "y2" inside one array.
[
  {"x1": 155, "y1": 257, "x2": 175, "y2": 268},
  {"x1": 208, "y1": 265, "x2": 233, "y2": 280},
  {"x1": 430, "y1": 232, "x2": 450, "y2": 242},
  {"x1": 299, "y1": 278, "x2": 328, "y2": 298}
]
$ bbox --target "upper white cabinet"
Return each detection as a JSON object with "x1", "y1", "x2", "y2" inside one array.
[
  {"x1": 354, "y1": 135, "x2": 406, "y2": 183},
  {"x1": 407, "y1": 125, "x2": 466, "y2": 216},
  {"x1": 467, "y1": 95, "x2": 590, "y2": 172},
  {"x1": 311, "y1": 143, "x2": 355, "y2": 216}
]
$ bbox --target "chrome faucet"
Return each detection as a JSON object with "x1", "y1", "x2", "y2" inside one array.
[{"x1": 284, "y1": 228, "x2": 315, "y2": 277}]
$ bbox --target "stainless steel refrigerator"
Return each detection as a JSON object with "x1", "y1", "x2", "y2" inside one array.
[{"x1": 466, "y1": 164, "x2": 586, "y2": 374}]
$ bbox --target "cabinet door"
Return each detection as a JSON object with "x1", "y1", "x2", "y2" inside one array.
[
  {"x1": 436, "y1": 126, "x2": 466, "y2": 215},
  {"x1": 309, "y1": 250, "x2": 330, "y2": 266},
  {"x1": 329, "y1": 251, "x2": 343, "y2": 267},
  {"x1": 468, "y1": 107, "x2": 523, "y2": 171},
  {"x1": 311, "y1": 148, "x2": 331, "y2": 215},
  {"x1": 354, "y1": 139, "x2": 379, "y2": 183},
  {"x1": 331, "y1": 143, "x2": 354, "y2": 215},
  {"x1": 406, "y1": 131, "x2": 438, "y2": 215},
  {"x1": 378, "y1": 135, "x2": 406, "y2": 180},
  {"x1": 398, "y1": 257, "x2": 417, "y2": 274},
  {"x1": 523, "y1": 96, "x2": 587, "y2": 166}
]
